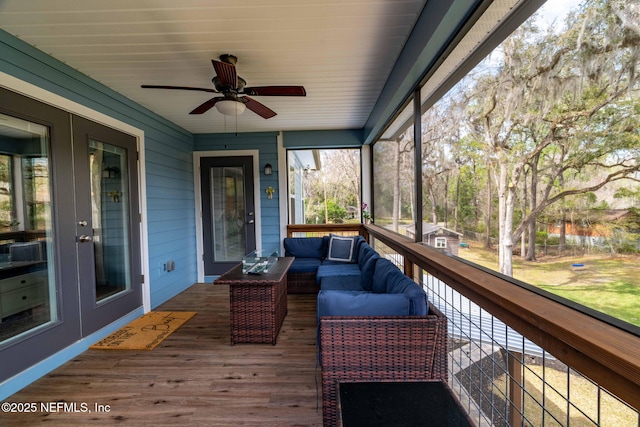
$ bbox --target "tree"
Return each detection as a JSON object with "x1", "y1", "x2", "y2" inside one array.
[
  {"x1": 421, "y1": 102, "x2": 456, "y2": 225},
  {"x1": 462, "y1": 0, "x2": 640, "y2": 275},
  {"x1": 302, "y1": 149, "x2": 361, "y2": 223}
]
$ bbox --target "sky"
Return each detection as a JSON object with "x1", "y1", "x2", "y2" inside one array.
[{"x1": 536, "y1": 0, "x2": 584, "y2": 32}]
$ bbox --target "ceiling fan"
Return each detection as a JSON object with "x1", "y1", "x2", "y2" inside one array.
[{"x1": 141, "y1": 54, "x2": 306, "y2": 119}]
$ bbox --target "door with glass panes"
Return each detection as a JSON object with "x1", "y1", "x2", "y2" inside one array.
[
  {"x1": 200, "y1": 156, "x2": 256, "y2": 276},
  {"x1": 0, "y1": 88, "x2": 141, "y2": 382},
  {"x1": 72, "y1": 116, "x2": 141, "y2": 334}
]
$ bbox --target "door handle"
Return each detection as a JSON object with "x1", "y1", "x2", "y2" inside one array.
[
  {"x1": 78, "y1": 235, "x2": 93, "y2": 243},
  {"x1": 247, "y1": 219, "x2": 255, "y2": 224}
]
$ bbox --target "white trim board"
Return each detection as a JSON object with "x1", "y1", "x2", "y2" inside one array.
[
  {"x1": 277, "y1": 132, "x2": 288, "y2": 255},
  {"x1": 193, "y1": 150, "x2": 262, "y2": 282}
]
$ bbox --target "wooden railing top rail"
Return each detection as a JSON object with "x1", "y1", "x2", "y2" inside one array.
[
  {"x1": 364, "y1": 224, "x2": 640, "y2": 410},
  {"x1": 286, "y1": 224, "x2": 368, "y2": 239}
]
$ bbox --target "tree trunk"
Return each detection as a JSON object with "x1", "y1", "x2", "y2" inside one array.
[
  {"x1": 559, "y1": 210, "x2": 567, "y2": 253},
  {"x1": 525, "y1": 153, "x2": 539, "y2": 261},
  {"x1": 392, "y1": 140, "x2": 401, "y2": 232},
  {"x1": 444, "y1": 172, "x2": 449, "y2": 227},
  {"x1": 527, "y1": 217, "x2": 537, "y2": 261},
  {"x1": 558, "y1": 175, "x2": 566, "y2": 253},
  {"x1": 498, "y1": 161, "x2": 514, "y2": 277},
  {"x1": 521, "y1": 170, "x2": 527, "y2": 258},
  {"x1": 430, "y1": 189, "x2": 438, "y2": 224},
  {"x1": 485, "y1": 166, "x2": 492, "y2": 249},
  {"x1": 454, "y1": 171, "x2": 461, "y2": 230}
]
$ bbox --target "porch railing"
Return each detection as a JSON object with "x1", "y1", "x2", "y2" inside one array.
[
  {"x1": 286, "y1": 223, "x2": 367, "y2": 239},
  {"x1": 286, "y1": 223, "x2": 640, "y2": 426}
]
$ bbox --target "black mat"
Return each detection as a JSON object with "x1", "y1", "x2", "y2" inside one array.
[{"x1": 339, "y1": 381, "x2": 474, "y2": 427}]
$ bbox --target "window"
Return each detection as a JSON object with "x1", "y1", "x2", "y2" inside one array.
[
  {"x1": 412, "y1": 0, "x2": 640, "y2": 328},
  {"x1": 22, "y1": 157, "x2": 51, "y2": 231},
  {"x1": 0, "y1": 154, "x2": 14, "y2": 229},
  {"x1": 372, "y1": 100, "x2": 414, "y2": 235},
  {"x1": 287, "y1": 149, "x2": 361, "y2": 224},
  {"x1": 434, "y1": 237, "x2": 446, "y2": 249},
  {"x1": 0, "y1": 112, "x2": 55, "y2": 345}
]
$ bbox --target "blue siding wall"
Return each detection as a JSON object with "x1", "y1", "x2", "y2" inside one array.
[
  {"x1": 0, "y1": 30, "x2": 198, "y2": 308},
  {"x1": 145, "y1": 131, "x2": 198, "y2": 307},
  {"x1": 194, "y1": 133, "x2": 281, "y2": 252}
]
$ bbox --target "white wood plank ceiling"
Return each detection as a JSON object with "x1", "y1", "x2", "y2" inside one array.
[{"x1": 0, "y1": 0, "x2": 428, "y2": 134}]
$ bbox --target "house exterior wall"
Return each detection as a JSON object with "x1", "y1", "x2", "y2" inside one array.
[
  {"x1": 547, "y1": 223, "x2": 609, "y2": 246},
  {"x1": 424, "y1": 234, "x2": 460, "y2": 256},
  {"x1": 0, "y1": 29, "x2": 198, "y2": 396}
]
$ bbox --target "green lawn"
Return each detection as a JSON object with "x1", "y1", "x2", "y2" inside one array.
[{"x1": 458, "y1": 245, "x2": 640, "y2": 327}]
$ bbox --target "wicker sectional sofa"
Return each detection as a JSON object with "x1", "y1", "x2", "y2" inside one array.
[
  {"x1": 283, "y1": 234, "x2": 448, "y2": 426},
  {"x1": 320, "y1": 307, "x2": 447, "y2": 426}
]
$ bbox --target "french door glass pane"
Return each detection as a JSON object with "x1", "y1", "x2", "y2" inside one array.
[
  {"x1": 211, "y1": 166, "x2": 246, "y2": 261},
  {"x1": 89, "y1": 140, "x2": 131, "y2": 302},
  {"x1": 0, "y1": 113, "x2": 56, "y2": 344}
]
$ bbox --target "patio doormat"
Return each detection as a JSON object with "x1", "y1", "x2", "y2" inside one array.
[{"x1": 90, "y1": 311, "x2": 197, "y2": 350}]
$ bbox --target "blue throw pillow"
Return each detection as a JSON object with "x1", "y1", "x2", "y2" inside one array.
[{"x1": 326, "y1": 234, "x2": 357, "y2": 263}]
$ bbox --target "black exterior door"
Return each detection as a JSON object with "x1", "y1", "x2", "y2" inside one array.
[
  {"x1": 0, "y1": 88, "x2": 142, "y2": 382},
  {"x1": 201, "y1": 156, "x2": 256, "y2": 276},
  {"x1": 72, "y1": 116, "x2": 142, "y2": 335}
]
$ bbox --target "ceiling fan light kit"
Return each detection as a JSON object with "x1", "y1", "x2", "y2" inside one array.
[
  {"x1": 141, "y1": 54, "x2": 306, "y2": 120},
  {"x1": 215, "y1": 99, "x2": 246, "y2": 116}
]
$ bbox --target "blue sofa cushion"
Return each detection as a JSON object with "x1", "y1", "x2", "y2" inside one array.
[
  {"x1": 359, "y1": 251, "x2": 380, "y2": 291},
  {"x1": 357, "y1": 243, "x2": 376, "y2": 268},
  {"x1": 326, "y1": 234, "x2": 358, "y2": 263},
  {"x1": 385, "y1": 274, "x2": 428, "y2": 316},
  {"x1": 317, "y1": 263, "x2": 362, "y2": 286},
  {"x1": 288, "y1": 257, "x2": 322, "y2": 273},
  {"x1": 321, "y1": 259, "x2": 352, "y2": 266},
  {"x1": 284, "y1": 237, "x2": 324, "y2": 259},
  {"x1": 317, "y1": 290, "x2": 411, "y2": 318},
  {"x1": 371, "y1": 258, "x2": 401, "y2": 294},
  {"x1": 320, "y1": 276, "x2": 363, "y2": 291}
]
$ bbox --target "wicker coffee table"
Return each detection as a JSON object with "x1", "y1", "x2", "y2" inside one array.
[{"x1": 214, "y1": 257, "x2": 294, "y2": 345}]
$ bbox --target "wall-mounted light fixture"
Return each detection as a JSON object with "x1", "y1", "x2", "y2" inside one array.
[{"x1": 264, "y1": 163, "x2": 273, "y2": 175}]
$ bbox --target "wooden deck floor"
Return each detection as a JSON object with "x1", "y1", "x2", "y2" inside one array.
[{"x1": 4, "y1": 284, "x2": 322, "y2": 426}]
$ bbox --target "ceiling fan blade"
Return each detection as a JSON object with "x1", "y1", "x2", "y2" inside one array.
[
  {"x1": 243, "y1": 86, "x2": 306, "y2": 96},
  {"x1": 189, "y1": 97, "x2": 223, "y2": 115},
  {"x1": 212, "y1": 60, "x2": 238, "y2": 89},
  {"x1": 141, "y1": 85, "x2": 217, "y2": 93},
  {"x1": 240, "y1": 96, "x2": 277, "y2": 119}
]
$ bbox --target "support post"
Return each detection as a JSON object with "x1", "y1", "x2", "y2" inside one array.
[
  {"x1": 413, "y1": 90, "x2": 422, "y2": 244},
  {"x1": 506, "y1": 350, "x2": 524, "y2": 427}
]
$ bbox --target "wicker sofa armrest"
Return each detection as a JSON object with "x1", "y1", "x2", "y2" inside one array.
[{"x1": 319, "y1": 303, "x2": 447, "y2": 426}]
